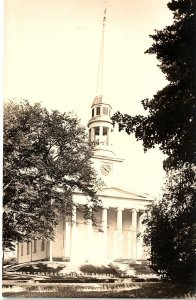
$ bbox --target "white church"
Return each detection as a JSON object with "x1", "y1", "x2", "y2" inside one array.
[
  {"x1": 16, "y1": 95, "x2": 154, "y2": 264},
  {"x1": 16, "y1": 6, "x2": 154, "y2": 265}
]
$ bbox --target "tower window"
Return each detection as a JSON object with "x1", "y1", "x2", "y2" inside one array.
[
  {"x1": 96, "y1": 107, "x2": 100, "y2": 115},
  {"x1": 95, "y1": 126, "x2": 100, "y2": 135},
  {"x1": 103, "y1": 127, "x2": 108, "y2": 136},
  {"x1": 21, "y1": 244, "x2": 23, "y2": 256},
  {"x1": 103, "y1": 107, "x2": 108, "y2": 115},
  {"x1": 92, "y1": 109, "x2": 94, "y2": 117},
  {"x1": 27, "y1": 242, "x2": 30, "y2": 255},
  {"x1": 33, "y1": 240, "x2": 37, "y2": 253}
]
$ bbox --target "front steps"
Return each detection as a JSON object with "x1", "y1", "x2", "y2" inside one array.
[
  {"x1": 3, "y1": 259, "x2": 160, "y2": 283},
  {"x1": 111, "y1": 259, "x2": 159, "y2": 280}
]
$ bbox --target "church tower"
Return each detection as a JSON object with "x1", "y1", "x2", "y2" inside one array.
[
  {"x1": 88, "y1": 96, "x2": 123, "y2": 182},
  {"x1": 88, "y1": 6, "x2": 123, "y2": 183}
]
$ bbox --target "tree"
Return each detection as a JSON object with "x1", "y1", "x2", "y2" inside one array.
[
  {"x1": 3, "y1": 100, "x2": 101, "y2": 251},
  {"x1": 112, "y1": 0, "x2": 196, "y2": 171},
  {"x1": 143, "y1": 164, "x2": 196, "y2": 281},
  {"x1": 112, "y1": 0, "x2": 196, "y2": 280}
]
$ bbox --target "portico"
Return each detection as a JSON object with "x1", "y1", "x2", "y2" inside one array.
[{"x1": 56, "y1": 185, "x2": 152, "y2": 263}]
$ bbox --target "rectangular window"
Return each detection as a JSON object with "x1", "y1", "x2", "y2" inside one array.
[
  {"x1": 103, "y1": 107, "x2": 108, "y2": 115},
  {"x1": 33, "y1": 240, "x2": 37, "y2": 253},
  {"x1": 92, "y1": 109, "x2": 94, "y2": 117},
  {"x1": 103, "y1": 127, "x2": 108, "y2": 136},
  {"x1": 21, "y1": 244, "x2": 23, "y2": 256},
  {"x1": 95, "y1": 126, "x2": 100, "y2": 135},
  {"x1": 41, "y1": 240, "x2": 45, "y2": 251},
  {"x1": 27, "y1": 242, "x2": 30, "y2": 255},
  {"x1": 96, "y1": 107, "x2": 100, "y2": 115}
]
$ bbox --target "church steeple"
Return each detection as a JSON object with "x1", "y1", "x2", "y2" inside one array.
[
  {"x1": 96, "y1": 5, "x2": 107, "y2": 97},
  {"x1": 87, "y1": 2, "x2": 124, "y2": 176},
  {"x1": 88, "y1": 3, "x2": 113, "y2": 149},
  {"x1": 87, "y1": 2, "x2": 123, "y2": 184}
]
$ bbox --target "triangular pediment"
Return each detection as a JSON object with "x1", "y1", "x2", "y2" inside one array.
[{"x1": 97, "y1": 185, "x2": 154, "y2": 201}]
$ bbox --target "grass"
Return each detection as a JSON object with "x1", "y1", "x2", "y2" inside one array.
[{"x1": 3, "y1": 282, "x2": 196, "y2": 298}]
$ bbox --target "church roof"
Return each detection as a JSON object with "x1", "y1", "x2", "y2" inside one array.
[
  {"x1": 91, "y1": 95, "x2": 103, "y2": 107},
  {"x1": 97, "y1": 184, "x2": 155, "y2": 201},
  {"x1": 91, "y1": 95, "x2": 112, "y2": 108}
]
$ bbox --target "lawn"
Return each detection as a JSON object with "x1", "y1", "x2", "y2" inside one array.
[{"x1": 3, "y1": 282, "x2": 195, "y2": 298}]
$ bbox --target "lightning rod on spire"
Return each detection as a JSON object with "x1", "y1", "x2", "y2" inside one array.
[{"x1": 96, "y1": 1, "x2": 108, "y2": 97}]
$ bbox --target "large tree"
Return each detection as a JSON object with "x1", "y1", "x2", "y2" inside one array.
[
  {"x1": 143, "y1": 164, "x2": 196, "y2": 281},
  {"x1": 112, "y1": 0, "x2": 196, "y2": 280},
  {"x1": 3, "y1": 100, "x2": 101, "y2": 251},
  {"x1": 112, "y1": 0, "x2": 196, "y2": 171}
]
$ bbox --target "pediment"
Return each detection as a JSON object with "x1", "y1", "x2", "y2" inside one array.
[{"x1": 97, "y1": 185, "x2": 153, "y2": 201}]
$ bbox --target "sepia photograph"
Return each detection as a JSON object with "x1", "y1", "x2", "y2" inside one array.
[{"x1": 2, "y1": 0, "x2": 195, "y2": 298}]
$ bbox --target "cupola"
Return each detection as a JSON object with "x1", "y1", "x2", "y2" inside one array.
[{"x1": 88, "y1": 95, "x2": 113, "y2": 146}]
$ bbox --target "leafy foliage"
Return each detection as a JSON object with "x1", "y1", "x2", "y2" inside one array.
[
  {"x1": 112, "y1": 0, "x2": 196, "y2": 171},
  {"x1": 3, "y1": 100, "x2": 101, "y2": 251},
  {"x1": 143, "y1": 164, "x2": 196, "y2": 280},
  {"x1": 112, "y1": 0, "x2": 196, "y2": 280}
]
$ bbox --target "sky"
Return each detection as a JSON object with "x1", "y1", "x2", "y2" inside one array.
[{"x1": 4, "y1": 0, "x2": 173, "y2": 197}]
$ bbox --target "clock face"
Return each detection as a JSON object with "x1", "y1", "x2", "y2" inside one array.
[{"x1": 100, "y1": 164, "x2": 112, "y2": 176}]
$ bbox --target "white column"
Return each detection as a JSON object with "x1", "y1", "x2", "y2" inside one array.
[
  {"x1": 49, "y1": 241, "x2": 53, "y2": 262},
  {"x1": 116, "y1": 207, "x2": 124, "y2": 258},
  {"x1": 70, "y1": 206, "x2": 77, "y2": 261},
  {"x1": 100, "y1": 126, "x2": 103, "y2": 136},
  {"x1": 87, "y1": 208, "x2": 93, "y2": 262},
  {"x1": 102, "y1": 207, "x2": 108, "y2": 259},
  {"x1": 127, "y1": 231, "x2": 132, "y2": 259},
  {"x1": 131, "y1": 208, "x2": 138, "y2": 260},
  {"x1": 91, "y1": 127, "x2": 94, "y2": 142},
  {"x1": 106, "y1": 127, "x2": 110, "y2": 145},
  {"x1": 64, "y1": 217, "x2": 71, "y2": 258}
]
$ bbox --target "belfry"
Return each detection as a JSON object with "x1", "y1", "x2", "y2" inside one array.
[
  {"x1": 16, "y1": 5, "x2": 154, "y2": 264},
  {"x1": 88, "y1": 96, "x2": 112, "y2": 147}
]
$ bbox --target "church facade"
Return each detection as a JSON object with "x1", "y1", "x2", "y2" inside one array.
[{"x1": 17, "y1": 96, "x2": 154, "y2": 264}]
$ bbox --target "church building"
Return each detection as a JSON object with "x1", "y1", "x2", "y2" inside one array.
[
  {"x1": 16, "y1": 6, "x2": 154, "y2": 264},
  {"x1": 16, "y1": 95, "x2": 154, "y2": 264}
]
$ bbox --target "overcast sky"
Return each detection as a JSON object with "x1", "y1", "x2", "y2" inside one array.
[{"x1": 4, "y1": 0, "x2": 173, "y2": 197}]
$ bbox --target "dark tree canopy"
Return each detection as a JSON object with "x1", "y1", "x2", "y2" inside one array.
[
  {"x1": 3, "y1": 100, "x2": 101, "y2": 251},
  {"x1": 112, "y1": 0, "x2": 196, "y2": 171},
  {"x1": 143, "y1": 164, "x2": 196, "y2": 281},
  {"x1": 112, "y1": 0, "x2": 196, "y2": 281}
]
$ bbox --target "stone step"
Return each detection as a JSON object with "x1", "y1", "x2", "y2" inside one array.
[
  {"x1": 110, "y1": 260, "x2": 159, "y2": 279},
  {"x1": 3, "y1": 260, "x2": 160, "y2": 282}
]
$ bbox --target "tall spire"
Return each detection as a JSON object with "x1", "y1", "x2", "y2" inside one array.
[
  {"x1": 96, "y1": 2, "x2": 107, "y2": 97},
  {"x1": 88, "y1": 1, "x2": 124, "y2": 173}
]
